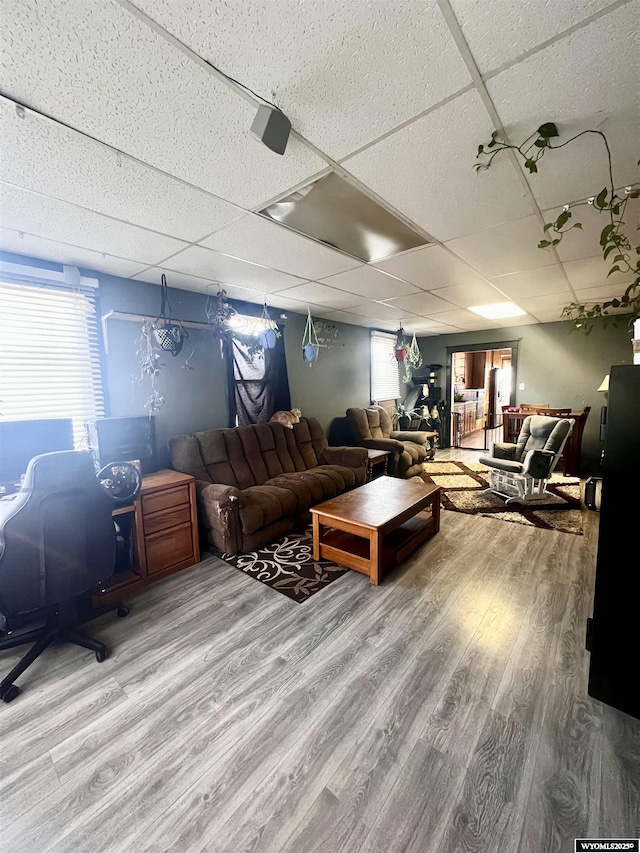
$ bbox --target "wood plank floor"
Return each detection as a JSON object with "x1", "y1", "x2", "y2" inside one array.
[{"x1": 1, "y1": 450, "x2": 638, "y2": 852}]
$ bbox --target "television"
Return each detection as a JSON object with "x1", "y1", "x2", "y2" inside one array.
[
  {"x1": 86, "y1": 416, "x2": 157, "y2": 474},
  {"x1": 0, "y1": 418, "x2": 75, "y2": 490}
]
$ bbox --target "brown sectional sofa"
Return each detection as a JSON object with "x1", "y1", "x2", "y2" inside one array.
[{"x1": 168, "y1": 417, "x2": 368, "y2": 555}]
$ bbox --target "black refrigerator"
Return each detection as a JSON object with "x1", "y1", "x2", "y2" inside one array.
[{"x1": 587, "y1": 364, "x2": 640, "y2": 719}]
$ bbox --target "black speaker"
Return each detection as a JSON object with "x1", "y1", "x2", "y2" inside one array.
[
  {"x1": 250, "y1": 106, "x2": 291, "y2": 155},
  {"x1": 584, "y1": 476, "x2": 602, "y2": 512},
  {"x1": 86, "y1": 416, "x2": 157, "y2": 474},
  {"x1": 599, "y1": 405, "x2": 607, "y2": 442}
]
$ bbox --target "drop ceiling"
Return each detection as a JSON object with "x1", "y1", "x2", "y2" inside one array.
[{"x1": 0, "y1": 0, "x2": 638, "y2": 335}]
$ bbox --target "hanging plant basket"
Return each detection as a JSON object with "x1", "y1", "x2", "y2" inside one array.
[
  {"x1": 154, "y1": 274, "x2": 188, "y2": 357},
  {"x1": 258, "y1": 303, "x2": 280, "y2": 350},
  {"x1": 394, "y1": 346, "x2": 407, "y2": 362},
  {"x1": 393, "y1": 326, "x2": 408, "y2": 363},
  {"x1": 407, "y1": 332, "x2": 423, "y2": 368},
  {"x1": 302, "y1": 308, "x2": 320, "y2": 365}
]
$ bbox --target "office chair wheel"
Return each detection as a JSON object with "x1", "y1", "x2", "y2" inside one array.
[
  {"x1": 0, "y1": 683, "x2": 20, "y2": 703},
  {"x1": 95, "y1": 649, "x2": 107, "y2": 663},
  {"x1": 117, "y1": 605, "x2": 129, "y2": 618}
]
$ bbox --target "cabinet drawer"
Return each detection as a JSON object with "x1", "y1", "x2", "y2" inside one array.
[
  {"x1": 143, "y1": 504, "x2": 191, "y2": 535},
  {"x1": 145, "y1": 522, "x2": 194, "y2": 575},
  {"x1": 142, "y1": 484, "x2": 190, "y2": 516}
]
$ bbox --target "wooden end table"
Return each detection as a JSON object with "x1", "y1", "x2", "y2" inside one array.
[
  {"x1": 311, "y1": 476, "x2": 441, "y2": 585},
  {"x1": 365, "y1": 449, "x2": 390, "y2": 481}
]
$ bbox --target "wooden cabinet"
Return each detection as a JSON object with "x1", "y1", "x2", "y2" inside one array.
[
  {"x1": 100, "y1": 469, "x2": 200, "y2": 604},
  {"x1": 453, "y1": 401, "x2": 477, "y2": 437},
  {"x1": 464, "y1": 351, "x2": 486, "y2": 389}
]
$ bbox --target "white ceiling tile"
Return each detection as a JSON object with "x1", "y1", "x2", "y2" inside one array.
[
  {"x1": 272, "y1": 281, "x2": 361, "y2": 310},
  {"x1": 450, "y1": 0, "x2": 621, "y2": 74},
  {"x1": 420, "y1": 323, "x2": 471, "y2": 335},
  {"x1": 0, "y1": 228, "x2": 149, "y2": 278},
  {"x1": 568, "y1": 280, "x2": 636, "y2": 305},
  {"x1": 487, "y1": 2, "x2": 639, "y2": 210},
  {"x1": 445, "y1": 216, "x2": 550, "y2": 277},
  {"x1": 494, "y1": 314, "x2": 538, "y2": 328},
  {"x1": 425, "y1": 308, "x2": 484, "y2": 327},
  {"x1": 319, "y1": 265, "x2": 419, "y2": 300},
  {"x1": 0, "y1": 183, "x2": 188, "y2": 264},
  {"x1": 0, "y1": 100, "x2": 243, "y2": 242},
  {"x1": 161, "y1": 245, "x2": 307, "y2": 293},
  {"x1": 383, "y1": 291, "x2": 456, "y2": 315},
  {"x1": 545, "y1": 199, "x2": 640, "y2": 263},
  {"x1": 132, "y1": 0, "x2": 472, "y2": 160},
  {"x1": 517, "y1": 290, "x2": 575, "y2": 316},
  {"x1": 430, "y1": 280, "x2": 509, "y2": 309},
  {"x1": 372, "y1": 244, "x2": 490, "y2": 291},
  {"x1": 490, "y1": 264, "x2": 569, "y2": 300},
  {"x1": 452, "y1": 316, "x2": 504, "y2": 331},
  {"x1": 1, "y1": 0, "x2": 325, "y2": 209},
  {"x1": 199, "y1": 214, "x2": 360, "y2": 279},
  {"x1": 343, "y1": 89, "x2": 534, "y2": 242},
  {"x1": 342, "y1": 301, "x2": 409, "y2": 321},
  {"x1": 402, "y1": 319, "x2": 464, "y2": 334},
  {"x1": 317, "y1": 309, "x2": 386, "y2": 329},
  {"x1": 564, "y1": 255, "x2": 635, "y2": 291}
]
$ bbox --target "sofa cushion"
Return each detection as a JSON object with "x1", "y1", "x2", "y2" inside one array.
[
  {"x1": 238, "y1": 484, "x2": 298, "y2": 536},
  {"x1": 266, "y1": 464, "x2": 359, "y2": 511}
]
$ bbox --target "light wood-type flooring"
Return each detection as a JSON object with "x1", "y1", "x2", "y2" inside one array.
[{"x1": 1, "y1": 450, "x2": 638, "y2": 852}]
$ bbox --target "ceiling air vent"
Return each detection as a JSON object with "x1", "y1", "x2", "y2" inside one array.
[{"x1": 258, "y1": 172, "x2": 429, "y2": 263}]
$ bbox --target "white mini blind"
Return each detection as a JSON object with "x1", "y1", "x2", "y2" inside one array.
[
  {"x1": 370, "y1": 330, "x2": 400, "y2": 402},
  {"x1": 0, "y1": 276, "x2": 105, "y2": 442}
]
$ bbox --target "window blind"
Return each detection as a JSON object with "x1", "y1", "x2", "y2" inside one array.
[
  {"x1": 0, "y1": 275, "x2": 105, "y2": 443},
  {"x1": 370, "y1": 330, "x2": 400, "y2": 402}
]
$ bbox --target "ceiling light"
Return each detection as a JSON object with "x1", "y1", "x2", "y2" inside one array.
[
  {"x1": 259, "y1": 172, "x2": 429, "y2": 262},
  {"x1": 469, "y1": 302, "x2": 526, "y2": 320}
]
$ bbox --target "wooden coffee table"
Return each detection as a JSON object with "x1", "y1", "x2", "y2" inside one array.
[{"x1": 311, "y1": 476, "x2": 440, "y2": 585}]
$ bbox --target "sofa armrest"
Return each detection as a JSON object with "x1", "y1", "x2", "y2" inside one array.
[
  {"x1": 491, "y1": 443, "x2": 518, "y2": 460},
  {"x1": 391, "y1": 430, "x2": 431, "y2": 444},
  {"x1": 358, "y1": 437, "x2": 405, "y2": 454},
  {"x1": 321, "y1": 446, "x2": 368, "y2": 468},
  {"x1": 196, "y1": 480, "x2": 244, "y2": 507},
  {"x1": 195, "y1": 480, "x2": 244, "y2": 554}
]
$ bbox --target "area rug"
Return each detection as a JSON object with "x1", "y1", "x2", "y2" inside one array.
[
  {"x1": 217, "y1": 526, "x2": 347, "y2": 603},
  {"x1": 419, "y1": 461, "x2": 584, "y2": 535}
]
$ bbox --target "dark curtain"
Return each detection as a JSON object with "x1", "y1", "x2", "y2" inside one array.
[{"x1": 225, "y1": 327, "x2": 291, "y2": 426}]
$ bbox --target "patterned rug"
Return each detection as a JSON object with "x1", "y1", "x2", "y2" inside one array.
[
  {"x1": 218, "y1": 526, "x2": 347, "y2": 603},
  {"x1": 419, "y1": 461, "x2": 584, "y2": 535}
]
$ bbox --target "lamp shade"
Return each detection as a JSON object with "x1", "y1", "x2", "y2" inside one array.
[{"x1": 597, "y1": 375, "x2": 609, "y2": 392}]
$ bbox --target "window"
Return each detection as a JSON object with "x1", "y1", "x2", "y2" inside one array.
[
  {"x1": 370, "y1": 330, "x2": 400, "y2": 402},
  {"x1": 0, "y1": 263, "x2": 105, "y2": 443}
]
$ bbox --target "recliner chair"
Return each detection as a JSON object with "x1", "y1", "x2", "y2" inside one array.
[
  {"x1": 0, "y1": 450, "x2": 129, "y2": 702},
  {"x1": 346, "y1": 405, "x2": 432, "y2": 478},
  {"x1": 479, "y1": 415, "x2": 574, "y2": 504}
]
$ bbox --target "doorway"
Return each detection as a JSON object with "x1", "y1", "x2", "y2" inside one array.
[{"x1": 447, "y1": 341, "x2": 519, "y2": 451}]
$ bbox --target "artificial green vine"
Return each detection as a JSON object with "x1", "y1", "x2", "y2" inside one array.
[{"x1": 475, "y1": 122, "x2": 639, "y2": 335}]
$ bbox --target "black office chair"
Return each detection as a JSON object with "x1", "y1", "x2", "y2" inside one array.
[{"x1": 0, "y1": 450, "x2": 135, "y2": 703}]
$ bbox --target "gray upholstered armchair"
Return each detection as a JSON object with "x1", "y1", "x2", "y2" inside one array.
[
  {"x1": 346, "y1": 405, "x2": 431, "y2": 478},
  {"x1": 479, "y1": 415, "x2": 574, "y2": 504}
]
